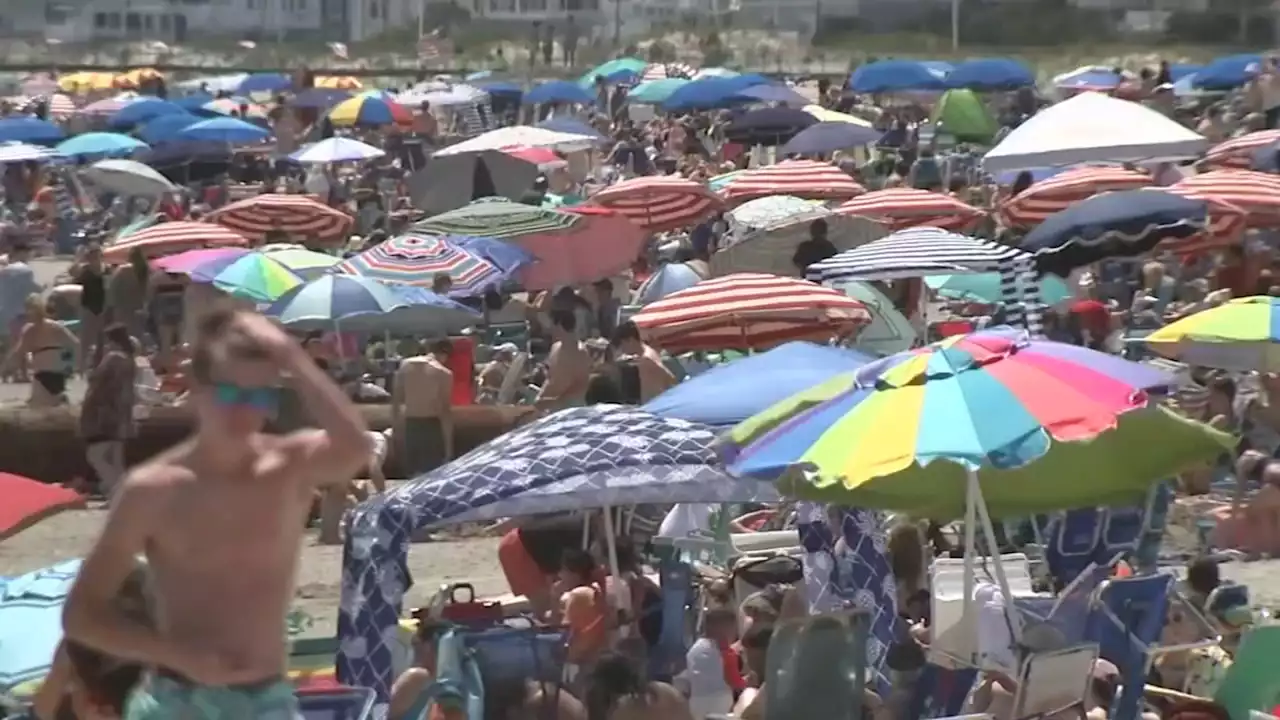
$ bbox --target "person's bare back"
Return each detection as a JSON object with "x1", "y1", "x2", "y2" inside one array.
[{"x1": 539, "y1": 311, "x2": 591, "y2": 410}]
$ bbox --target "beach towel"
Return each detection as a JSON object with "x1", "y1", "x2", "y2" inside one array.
[{"x1": 124, "y1": 674, "x2": 300, "y2": 719}]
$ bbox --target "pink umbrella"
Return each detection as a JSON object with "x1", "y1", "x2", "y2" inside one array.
[
  {"x1": 502, "y1": 146, "x2": 565, "y2": 169},
  {"x1": 151, "y1": 247, "x2": 249, "y2": 273},
  {"x1": 0, "y1": 472, "x2": 86, "y2": 542}
]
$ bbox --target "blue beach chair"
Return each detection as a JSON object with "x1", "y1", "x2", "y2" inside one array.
[{"x1": 1085, "y1": 574, "x2": 1173, "y2": 720}]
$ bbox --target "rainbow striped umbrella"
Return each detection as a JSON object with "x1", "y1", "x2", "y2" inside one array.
[
  {"x1": 724, "y1": 328, "x2": 1232, "y2": 519},
  {"x1": 156, "y1": 249, "x2": 303, "y2": 302},
  {"x1": 333, "y1": 233, "x2": 535, "y2": 297},
  {"x1": 1144, "y1": 295, "x2": 1280, "y2": 371},
  {"x1": 327, "y1": 94, "x2": 412, "y2": 127}
]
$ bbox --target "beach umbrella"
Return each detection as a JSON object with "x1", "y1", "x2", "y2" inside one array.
[
  {"x1": 723, "y1": 328, "x2": 1234, "y2": 519},
  {"x1": 836, "y1": 188, "x2": 986, "y2": 231},
  {"x1": 502, "y1": 146, "x2": 566, "y2": 170},
  {"x1": 586, "y1": 175, "x2": 724, "y2": 232},
  {"x1": 0, "y1": 117, "x2": 64, "y2": 144},
  {"x1": 1168, "y1": 169, "x2": 1280, "y2": 227},
  {"x1": 806, "y1": 227, "x2": 1027, "y2": 283},
  {"x1": 0, "y1": 142, "x2": 61, "y2": 163},
  {"x1": 635, "y1": 261, "x2": 707, "y2": 305},
  {"x1": 628, "y1": 78, "x2": 690, "y2": 104},
  {"x1": 202, "y1": 97, "x2": 269, "y2": 119},
  {"x1": 82, "y1": 158, "x2": 177, "y2": 198},
  {"x1": 257, "y1": 244, "x2": 343, "y2": 278},
  {"x1": 102, "y1": 221, "x2": 249, "y2": 263},
  {"x1": 79, "y1": 93, "x2": 138, "y2": 117},
  {"x1": 1052, "y1": 66, "x2": 1123, "y2": 93},
  {"x1": 945, "y1": 58, "x2": 1035, "y2": 91},
  {"x1": 333, "y1": 232, "x2": 535, "y2": 297},
  {"x1": 0, "y1": 473, "x2": 85, "y2": 543},
  {"x1": 719, "y1": 160, "x2": 866, "y2": 206},
  {"x1": 414, "y1": 200, "x2": 644, "y2": 290},
  {"x1": 578, "y1": 57, "x2": 646, "y2": 87},
  {"x1": 1022, "y1": 189, "x2": 1208, "y2": 278},
  {"x1": 998, "y1": 167, "x2": 1154, "y2": 229},
  {"x1": 1144, "y1": 296, "x2": 1280, "y2": 372},
  {"x1": 55, "y1": 132, "x2": 147, "y2": 158},
  {"x1": 407, "y1": 150, "x2": 539, "y2": 216},
  {"x1": 730, "y1": 84, "x2": 812, "y2": 106},
  {"x1": 0, "y1": 559, "x2": 83, "y2": 690},
  {"x1": 265, "y1": 275, "x2": 478, "y2": 333},
  {"x1": 434, "y1": 125, "x2": 597, "y2": 157},
  {"x1": 173, "y1": 92, "x2": 215, "y2": 112},
  {"x1": 713, "y1": 207, "x2": 888, "y2": 277},
  {"x1": 524, "y1": 80, "x2": 594, "y2": 105},
  {"x1": 779, "y1": 122, "x2": 884, "y2": 156},
  {"x1": 114, "y1": 68, "x2": 163, "y2": 89},
  {"x1": 187, "y1": 252, "x2": 305, "y2": 302},
  {"x1": 1203, "y1": 129, "x2": 1280, "y2": 170},
  {"x1": 1192, "y1": 54, "x2": 1261, "y2": 90},
  {"x1": 108, "y1": 97, "x2": 185, "y2": 128},
  {"x1": 205, "y1": 193, "x2": 354, "y2": 242},
  {"x1": 535, "y1": 116, "x2": 608, "y2": 141},
  {"x1": 290, "y1": 88, "x2": 353, "y2": 110},
  {"x1": 291, "y1": 137, "x2": 386, "y2": 164},
  {"x1": 136, "y1": 113, "x2": 200, "y2": 144},
  {"x1": 839, "y1": 282, "x2": 918, "y2": 357},
  {"x1": 237, "y1": 72, "x2": 292, "y2": 95},
  {"x1": 58, "y1": 71, "x2": 117, "y2": 92},
  {"x1": 397, "y1": 83, "x2": 489, "y2": 108},
  {"x1": 1156, "y1": 194, "x2": 1248, "y2": 257},
  {"x1": 661, "y1": 74, "x2": 774, "y2": 112},
  {"x1": 849, "y1": 60, "x2": 949, "y2": 93},
  {"x1": 926, "y1": 273, "x2": 1073, "y2": 306},
  {"x1": 175, "y1": 116, "x2": 270, "y2": 144},
  {"x1": 327, "y1": 94, "x2": 412, "y2": 127},
  {"x1": 151, "y1": 246, "x2": 247, "y2": 273},
  {"x1": 723, "y1": 107, "x2": 817, "y2": 146},
  {"x1": 726, "y1": 195, "x2": 822, "y2": 232},
  {"x1": 315, "y1": 75, "x2": 363, "y2": 90},
  {"x1": 631, "y1": 273, "x2": 871, "y2": 353}
]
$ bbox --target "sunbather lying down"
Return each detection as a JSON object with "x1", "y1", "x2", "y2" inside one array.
[
  {"x1": 967, "y1": 659, "x2": 1159, "y2": 720},
  {"x1": 1209, "y1": 452, "x2": 1280, "y2": 556}
]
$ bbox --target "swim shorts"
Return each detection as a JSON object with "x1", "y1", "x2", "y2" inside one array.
[{"x1": 124, "y1": 674, "x2": 301, "y2": 720}]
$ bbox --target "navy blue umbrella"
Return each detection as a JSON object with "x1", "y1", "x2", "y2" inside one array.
[
  {"x1": 291, "y1": 88, "x2": 353, "y2": 109},
  {"x1": 724, "y1": 107, "x2": 817, "y2": 146},
  {"x1": 731, "y1": 83, "x2": 811, "y2": 106},
  {"x1": 524, "y1": 80, "x2": 594, "y2": 105},
  {"x1": 1022, "y1": 189, "x2": 1208, "y2": 277},
  {"x1": 662, "y1": 74, "x2": 772, "y2": 111},
  {"x1": 536, "y1": 116, "x2": 607, "y2": 141},
  {"x1": 849, "y1": 60, "x2": 949, "y2": 93},
  {"x1": 945, "y1": 58, "x2": 1035, "y2": 91},
  {"x1": 780, "y1": 121, "x2": 883, "y2": 156},
  {"x1": 0, "y1": 117, "x2": 64, "y2": 145}
]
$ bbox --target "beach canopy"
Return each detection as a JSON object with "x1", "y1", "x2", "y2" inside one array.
[
  {"x1": 982, "y1": 92, "x2": 1208, "y2": 173},
  {"x1": 931, "y1": 89, "x2": 998, "y2": 144}
]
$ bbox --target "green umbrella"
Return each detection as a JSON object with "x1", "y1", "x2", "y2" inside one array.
[
  {"x1": 412, "y1": 197, "x2": 578, "y2": 239},
  {"x1": 578, "y1": 57, "x2": 646, "y2": 88},
  {"x1": 925, "y1": 272, "x2": 1073, "y2": 306}
]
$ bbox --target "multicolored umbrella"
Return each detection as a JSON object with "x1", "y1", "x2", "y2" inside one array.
[
  {"x1": 102, "y1": 221, "x2": 249, "y2": 263},
  {"x1": 265, "y1": 275, "x2": 479, "y2": 333},
  {"x1": 1144, "y1": 296, "x2": 1280, "y2": 371},
  {"x1": 1200, "y1": 129, "x2": 1280, "y2": 170},
  {"x1": 997, "y1": 167, "x2": 1153, "y2": 228},
  {"x1": 257, "y1": 244, "x2": 342, "y2": 278},
  {"x1": 327, "y1": 94, "x2": 412, "y2": 127},
  {"x1": 189, "y1": 252, "x2": 304, "y2": 302},
  {"x1": 836, "y1": 188, "x2": 986, "y2": 231},
  {"x1": 719, "y1": 160, "x2": 866, "y2": 206},
  {"x1": 723, "y1": 329, "x2": 1234, "y2": 518},
  {"x1": 206, "y1": 194, "x2": 354, "y2": 242},
  {"x1": 631, "y1": 273, "x2": 871, "y2": 352},
  {"x1": 1168, "y1": 169, "x2": 1280, "y2": 227},
  {"x1": 334, "y1": 233, "x2": 535, "y2": 297},
  {"x1": 586, "y1": 175, "x2": 724, "y2": 232}
]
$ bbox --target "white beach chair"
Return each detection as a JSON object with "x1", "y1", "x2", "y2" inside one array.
[
  {"x1": 1010, "y1": 644, "x2": 1099, "y2": 720},
  {"x1": 495, "y1": 351, "x2": 528, "y2": 405}
]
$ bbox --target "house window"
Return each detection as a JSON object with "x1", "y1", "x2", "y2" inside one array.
[
  {"x1": 369, "y1": 0, "x2": 378, "y2": 16},
  {"x1": 143, "y1": 14, "x2": 154, "y2": 29},
  {"x1": 160, "y1": 14, "x2": 171, "y2": 29},
  {"x1": 125, "y1": 12, "x2": 141, "y2": 29},
  {"x1": 523, "y1": 0, "x2": 546, "y2": 11},
  {"x1": 94, "y1": 12, "x2": 108, "y2": 27}
]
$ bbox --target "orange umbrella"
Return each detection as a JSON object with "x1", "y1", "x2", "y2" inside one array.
[{"x1": 0, "y1": 472, "x2": 85, "y2": 542}]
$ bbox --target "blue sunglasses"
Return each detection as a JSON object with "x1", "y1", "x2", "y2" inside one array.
[{"x1": 212, "y1": 382, "x2": 280, "y2": 412}]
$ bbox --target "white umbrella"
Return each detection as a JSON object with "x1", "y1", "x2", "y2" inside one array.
[
  {"x1": 81, "y1": 159, "x2": 177, "y2": 198},
  {"x1": 289, "y1": 137, "x2": 386, "y2": 164},
  {"x1": 433, "y1": 125, "x2": 597, "y2": 157},
  {"x1": 397, "y1": 84, "x2": 488, "y2": 108}
]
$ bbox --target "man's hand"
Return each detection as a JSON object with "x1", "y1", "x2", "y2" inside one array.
[{"x1": 232, "y1": 312, "x2": 298, "y2": 363}]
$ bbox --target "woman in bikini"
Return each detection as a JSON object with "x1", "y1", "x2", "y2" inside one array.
[{"x1": 2, "y1": 294, "x2": 78, "y2": 406}]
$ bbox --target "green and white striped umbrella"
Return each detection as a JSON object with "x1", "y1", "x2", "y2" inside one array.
[{"x1": 411, "y1": 197, "x2": 580, "y2": 240}]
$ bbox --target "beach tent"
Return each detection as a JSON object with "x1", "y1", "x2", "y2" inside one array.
[
  {"x1": 931, "y1": 89, "x2": 997, "y2": 144},
  {"x1": 982, "y1": 92, "x2": 1208, "y2": 173}
]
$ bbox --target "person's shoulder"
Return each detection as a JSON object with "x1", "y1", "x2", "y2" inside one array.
[{"x1": 119, "y1": 444, "x2": 195, "y2": 496}]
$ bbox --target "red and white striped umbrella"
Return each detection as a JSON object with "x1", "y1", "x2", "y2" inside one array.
[
  {"x1": 206, "y1": 194, "x2": 355, "y2": 242},
  {"x1": 1168, "y1": 170, "x2": 1280, "y2": 227},
  {"x1": 45, "y1": 93, "x2": 77, "y2": 118},
  {"x1": 1199, "y1": 130, "x2": 1280, "y2": 170},
  {"x1": 834, "y1": 188, "x2": 985, "y2": 231},
  {"x1": 630, "y1": 272, "x2": 870, "y2": 352},
  {"x1": 997, "y1": 167, "x2": 1153, "y2": 228},
  {"x1": 719, "y1": 160, "x2": 866, "y2": 206},
  {"x1": 1160, "y1": 196, "x2": 1248, "y2": 256},
  {"x1": 80, "y1": 93, "x2": 137, "y2": 117},
  {"x1": 640, "y1": 63, "x2": 694, "y2": 82},
  {"x1": 102, "y1": 221, "x2": 249, "y2": 263},
  {"x1": 587, "y1": 176, "x2": 724, "y2": 232}
]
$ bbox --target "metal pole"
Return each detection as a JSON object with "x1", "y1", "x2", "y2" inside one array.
[
  {"x1": 613, "y1": 0, "x2": 620, "y2": 50},
  {"x1": 418, "y1": 0, "x2": 425, "y2": 39},
  {"x1": 950, "y1": 0, "x2": 959, "y2": 50}
]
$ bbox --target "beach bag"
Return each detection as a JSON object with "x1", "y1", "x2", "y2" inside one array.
[{"x1": 439, "y1": 583, "x2": 503, "y2": 627}]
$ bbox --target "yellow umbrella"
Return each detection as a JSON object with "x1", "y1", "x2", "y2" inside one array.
[
  {"x1": 115, "y1": 68, "x2": 164, "y2": 89},
  {"x1": 803, "y1": 104, "x2": 874, "y2": 128},
  {"x1": 58, "y1": 72, "x2": 117, "y2": 93},
  {"x1": 315, "y1": 76, "x2": 363, "y2": 90}
]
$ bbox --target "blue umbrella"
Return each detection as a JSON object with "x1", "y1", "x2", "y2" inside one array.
[
  {"x1": 175, "y1": 117, "x2": 270, "y2": 144},
  {"x1": 237, "y1": 72, "x2": 292, "y2": 95},
  {"x1": 645, "y1": 341, "x2": 873, "y2": 427},
  {"x1": 0, "y1": 117, "x2": 64, "y2": 145},
  {"x1": 636, "y1": 262, "x2": 704, "y2": 305},
  {"x1": 729, "y1": 83, "x2": 812, "y2": 106},
  {"x1": 265, "y1": 275, "x2": 478, "y2": 333},
  {"x1": 723, "y1": 106, "x2": 816, "y2": 145},
  {"x1": 135, "y1": 141, "x2": 232, "y2": 168},
  {"x1": 1169, "y1": 64, "x2": 1203, "y2": 82},
  {"x1": 56, "y1": 132, "x2": 148, "y2": 158},
  {"x1": 174, "y1": 92, "x2": 214, "y2": 112},
  {"x1": 476, "y1": 81, "x2": 524, "y2": 99},
  {"x1": 109, "y1": 98, "x2": 186, "y2": 128},
  {"x1": 849, "y1": 60, "x2": 949, "y2": 93},
  {"x1": 780, "y1": 121, "x2": 884, "y2": 156},
  {"x1": 1023, "y1": 189, "x2": 1208, "y2": 277},
  {"x1": 945, "y1": 58, "x2": 1035, "y2": 91},
  {"x1": 136, "y1": 113, "x2": 200, "y2": 144},
  {"x1": 662, "y1": 74, "x2": 773, "y2": 111},
  {"x1": 1193, "y1": 54, "x2": 1261, "y2": 90},
  {"x1": 0, "y1": 559, "x2": 81, "y2": 691},
  {"x1": 291, "y1": 88, "x2": 353, "y2": 110},
  {"x1": 1253, "y1": 141, "x2": 1280, "y2": 172},
  {"x1": 524, "y1": 80, "x2": 595, "y2": 105},
  {"x1": 536, "y1": 116, "x2": 606, "y2": 141}
]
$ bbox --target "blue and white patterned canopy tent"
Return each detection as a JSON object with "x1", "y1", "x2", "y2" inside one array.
[{"x1": 336, "y1": 405, "x2": 779, "y2": 698}]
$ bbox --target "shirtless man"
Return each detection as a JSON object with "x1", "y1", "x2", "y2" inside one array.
[
  {"x1": 610, "y1": 320, "x2": 675, "y2": 403},
  {"x1": 392, "y1": 338, "x2": 454, "y2": 477},
  {"x1": 62, "y1": 304, "x2": 370, "y2": 719},
  {"x1": 536, "y1": 310, "x2": 590, "y2": 411}
]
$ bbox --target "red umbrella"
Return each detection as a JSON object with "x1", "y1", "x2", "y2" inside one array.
[
  {"x1": 719, "y1": 160, "x2": 866, "y2": 206},
  {"x1": 1168, "y1": 170, "x2": 1280, "y2": 227},
  {"x1": 501, "y1": 146, "x2": 565, "y2": 168},
  {"x1": 206, "y1": 194, "x2": 354, "y2": 242},
  {"x1": 587, "y1": 176, "x2": 724, "y2": 233},
  {"x1": 102, "y1": 221, "x2": 249, "y2": 263},
  {"x1": 1160, "y1": 195, "x2": 1248, "y2": 256},
  {"x1": 835, "y1": 188, "x2": 985, "y2": 231},
  {"x1": 0, "y1": 472, "x2": 85, "y2": 542},
  {"x1": 998, "y1": 167, "x2": 1153, "y2": 229},
  {"x1": 1199, "y1": 130, "x2": 1280, "y2": 170},
  {"x1": 631, "y1": 273, "x2": 870, "y2": 352}
]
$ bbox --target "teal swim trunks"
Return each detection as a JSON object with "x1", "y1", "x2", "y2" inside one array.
[{"x1": 124, "y1": 674, "x2": 301, "y2": 719}]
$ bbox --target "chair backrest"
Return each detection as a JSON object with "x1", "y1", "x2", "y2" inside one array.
[
  {"x1": 1086, "y1": 574, "x2": 1173, "y2": 666},
  {"x1": 1046, "y1": 509, "x2": 1103, "y2": 588},
  {"x1": 652, "y1": 557, "x2": 693, "y2": 680},
  {"x1": 296, "y1": 686, "x2": 377, "y2": 720},
  {"x1": 1011, "y1": 644, "x2": 1099, "y2": 720},
  {"x1": 908, "y1": 664, "x2": 981, "y2": 720},
  {"x1": 462, "y1": 624, "x2": 566, "y2": 688},
  {"x1": 424, "y1": 628, "x2": 485, "y2": 720},
  {"x1": 1100, "y1": 506, "x2": 1144, "y2": 558},
  {"x1": 928, "y1": 557, "x2": 973, "y2": 666},
  {"x1": 764, "y1": 608, "x2": 870, "y2": 720},
  {"x1": 1216, "y1": 625, "x2": 1280, "y2": 720}
]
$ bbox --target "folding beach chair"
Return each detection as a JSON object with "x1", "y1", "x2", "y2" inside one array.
[
  {"x1": 1085, "y1": 574, "x2": 1173, "y2": 720},
  {"x1": 651, "y1": 556, "x2": 694, "y2": 681},
  {"x1": 419, "y1": 627, "x2": 485, "y2": 720},
  {"x1": 907, "y1": 664, "x2": 980, "y2": 719},
  {"x1": 1045, "y1": 509, "x2": 1103, "y2": 590},
  {"x1": 763, "y1": 608, "x2": 870, "y2": 720},
  {"x1": 1010, "y1": 644, "x2": 1100, "y2": 720},
  {"x1": 296, "y1": 686, "x2": 376, "y2": 720}
]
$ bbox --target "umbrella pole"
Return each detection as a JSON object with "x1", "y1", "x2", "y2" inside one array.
[
  {"x1": 966, "y1": 469, "x2": 1025, "y2": 661},
  {"x1": 600, "y1": 505, "x2": 632, "y2": 638}
]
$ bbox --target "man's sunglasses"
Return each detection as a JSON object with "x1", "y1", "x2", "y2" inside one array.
[{"x1": 212, "y1": 382, "x2": 280, "y2": 412}]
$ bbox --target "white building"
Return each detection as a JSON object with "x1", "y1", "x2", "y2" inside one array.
[{"x1": 0, "y1": 0, "x2": 323, "y2": 42}]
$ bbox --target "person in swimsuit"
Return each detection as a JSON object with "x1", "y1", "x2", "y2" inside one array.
[
  {"x1": 388, "y1": 618, "x2": 446, "y2": 720},
  {"x1": 582, "y1": 653, "x2": 694, "y2": 720},
  {"x1": 2, "y1": 294, "x2": 78, "y2": 406},
  {"x1": 536, "y1": 310, "x2": 590, "y2": 411},
  {"x1": 61, "y1": 303, "x2": 370, "y2": 720}
]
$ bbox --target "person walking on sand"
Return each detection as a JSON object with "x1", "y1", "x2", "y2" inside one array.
[{"x1": 61, "y1": 303, "x2": 370, "y2": 719}]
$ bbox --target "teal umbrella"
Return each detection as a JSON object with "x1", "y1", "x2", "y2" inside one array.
[
  {"x1": 629, "y1": 78, "x2": 691, "y2": 104},
  {"x1": 925, "y1": 273, "x2": 1073, "y2": 305},
  {"x1": 578, "y1": 57, "x2": 645, "y2": 88}
]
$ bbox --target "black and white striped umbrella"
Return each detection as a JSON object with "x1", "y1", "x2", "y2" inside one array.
[{"x1": 640, "y1": 63, "x2": 695, "y2": 82}]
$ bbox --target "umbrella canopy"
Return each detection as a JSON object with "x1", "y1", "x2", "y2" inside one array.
[
  {"x1": 55, "y1": 132, "x2": 146, "y2": 158},
  {"x1": 713, "y1": 209, "x2": 888, "y2": 277},
  {"x1": 723, "y1": 329, "x2": 1233, "y2": 518},
  {"x1": 1022, "y1": 189, "x2": 1208, "y2": 278},
  {"x1": 290, "y1": 137, "x2": 386, "y2": 164},
  {"x1": 108, "y1": 97, "x2": 185, "y2": 128},
  {"x1": 1204, "y1": 129, "x2": 1280, "y2": 170},
  {"x1": 0, "y1": 473, "x2": 85, "y2": 543},
  {"x1": 0, "y1": 142, "x2": 61, "y2": 163},
  {"x1": 0, "y1": 559, "x2": 83, "y2": 690},
  {"x1": 315, "y1": 75, "x2": 363, "y2": 89},
  {"x1": 836, "y1": 188, "x2": 986, "y2": 231},
  {"x1": 849, "y1": 60, "x2": 949, "y2": 93},
  {"x1": 1144, "y1": 296, "x2": 1280, "y2": 371},
  {"x1": 635, "y1": 261, "x2": 707, "y2": 305},
  {"x1": 579, "y1": 57, "x2": 647, "y2": 87},
  {"x1": 334, "y1": 232, "x2": 535, "y2": 297},
  {"x1": 290, "y1": 88, "x2": 353, "y2": 110},
  {"x1": 265, "y1": 275, "x2": 479, "y2": 333},
  {"x1": 1192, "y1": 54, "x2": 1261, "y2": 90},
  {"x1": 59, "y1": 71, "x2": 118, "y2": 92},
  {"x1": 327, "y1": 94, "x2": 412, "y2": 127},
  {"x1": 0, "y1": 118, "x2": 63, "y2": 144},
  {"x1": 586, "y1": 175, "x2": 724, "y2": 232},
  {"x1": 102, "y1": 221, "x2": 249, "y2": 262},
  {"x1": 730, "y1": 84, "x2": 812, "y2": 106},
  {"x1": 82, "y1": 158, "x2": 177, "y2": 198},
  {"x1": 151, "y1": 246, "x2": 246, "y2": 273},
  {"x1": 237, "y1": 73, "x2": 292, "y2": 94},
  {"x1": 926, "y1": 272, "x2": 1073, "y2": 306},
  {"x1": 628, "y1": 78, "x2": 690, "y2": 104},
  {"x1": 205, "y1": 193, "x2": 354, "y2": 242},
  {"x1": 136, "y1": 113, "x2": 200, "y2": 144},
  {"x1": 998, "y1": 167, "x2": 1154, "y2": 228},
  {"x1": 645, "y1": 342, "x2": 874, "y2": 427},
  {"x1": 840, "y1": 282, "x2": 918, "y2": 356},
  {"x1": 631, "y1": 273, "x2": 871, "y2": 352},
  {"x1": 407, "y1": 150, "x2": 539, "y2": 216},
  {"x1": 536, "y1": 117, "x2": 608, "y2": 141},
  {"x1": 807, "y1": 227, "x2": 1026, "y2": 283},
  {"x1": 779, "y1": 122, "x2": 884, "y2": 156},
  {"x1": 186, "y1": 252, "x2": 304, "y2": 302},
  {"x1": 434, "y1": 126, "x2": 597, "y2": 157},
  {"x1": 1167, "y1": 169, "x2": 1280, "y2": 227},
  {"x1": 1052, "y1": 67, "x2": 1123, "y2": 93},
  {"x1": 945, "y1": 58, "x2": 1035, "y2": 91},
  {"x1": 256, "y1": 244, "x2": 343, "y2": 278},
  {"x1": 80, "y1": 93, "x2": 137, "y2": 117},
  {"x1": 720, "y1": 160, "x2": 866, "y2": 205},
  {"x1": 502, "y1": 146, "x2": 566, "y2": 170},
  {"x1": 726, "y1": 194, "x2": 822, "y2": 232},
  {"x1": 524, "y1": 80, "x2": 594, "y2": 105},
  {"x1": 661, "y1": 74, "x2": 773, "y2": 112},
  {"x1": 175, "y1": 116, "x2": 270, "y2": 144},
  {"x1": 723, "y1": 107, "x2": 817, "y2": 146}
]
